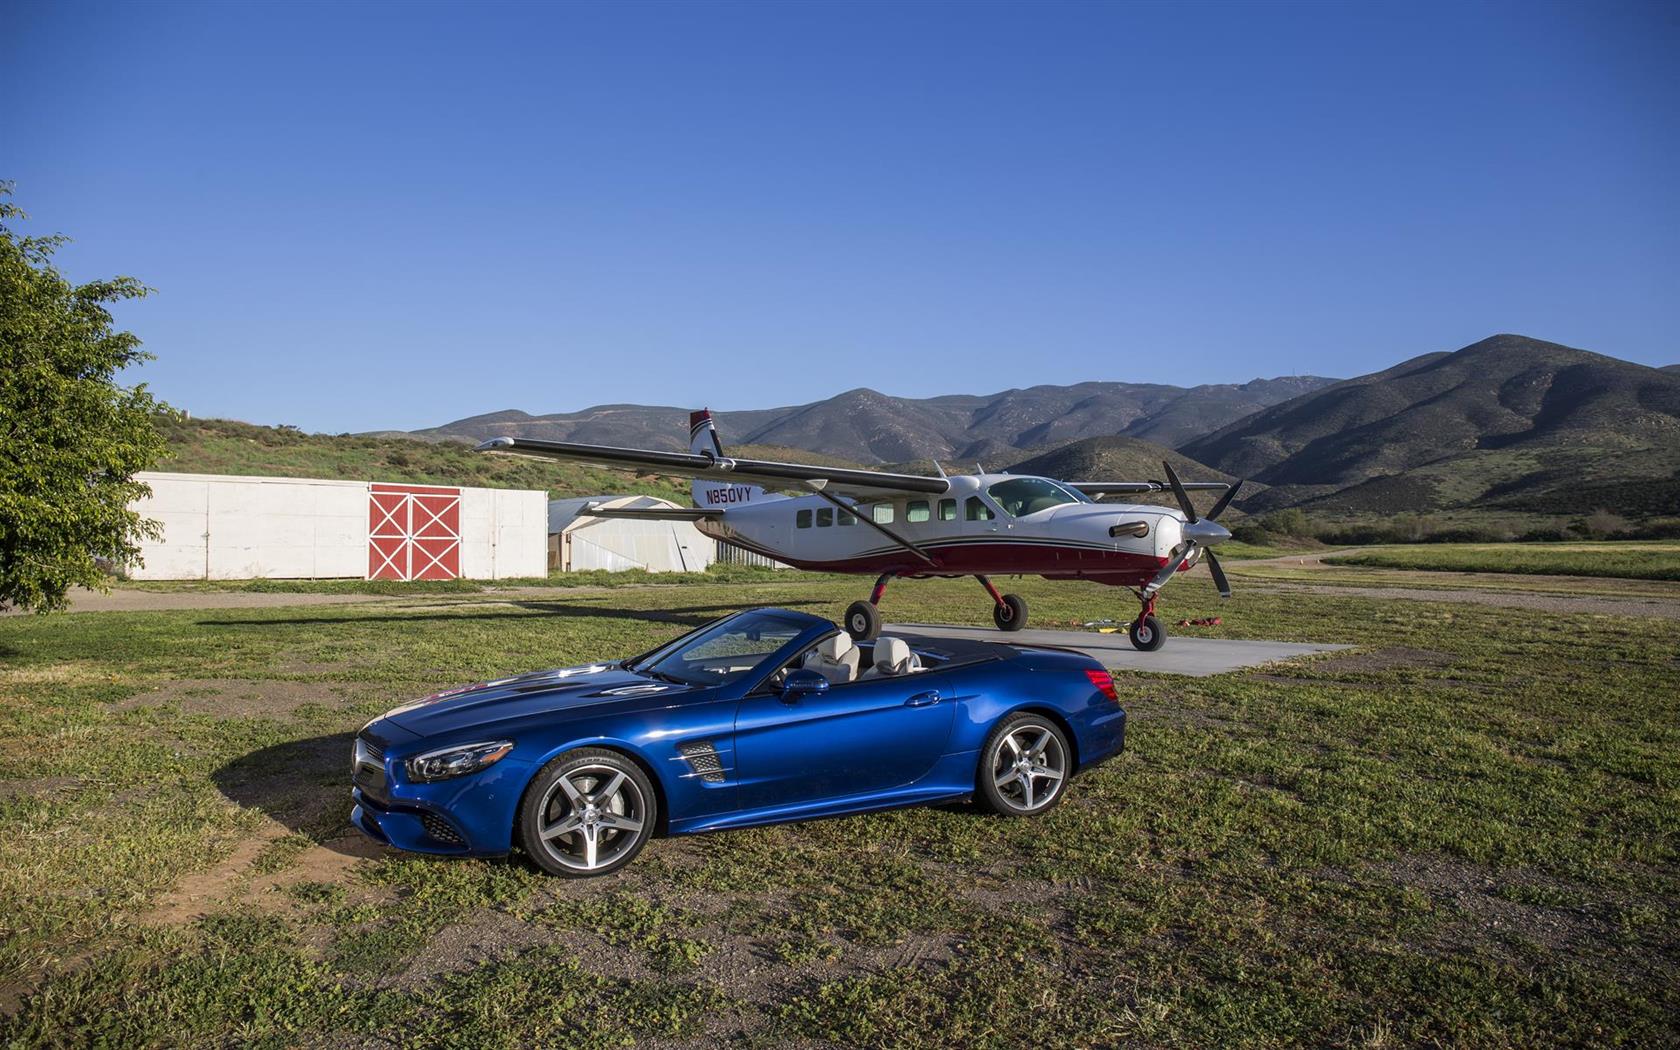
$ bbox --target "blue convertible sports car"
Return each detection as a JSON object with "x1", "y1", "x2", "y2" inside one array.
[{"x1": 351, "y1": 607, "x2": 1126, "y2": 877}]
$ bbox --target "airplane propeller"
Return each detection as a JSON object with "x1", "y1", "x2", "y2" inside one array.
[{"x1": 1143, "y1": 461, "x2": 1243, "y2": 600}]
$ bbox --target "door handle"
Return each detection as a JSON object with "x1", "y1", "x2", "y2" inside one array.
[{"x1": 904, "y1": 690, "x2": 941, "y2": 707}]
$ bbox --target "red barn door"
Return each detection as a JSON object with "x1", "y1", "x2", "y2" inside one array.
[{"x1": 368, "y1": 484, "x2": 461, "y2": 581}]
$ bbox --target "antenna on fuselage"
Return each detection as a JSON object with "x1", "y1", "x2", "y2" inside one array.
[{"x1": 931, "y1": 460, "x2": 948, "y2": 479}]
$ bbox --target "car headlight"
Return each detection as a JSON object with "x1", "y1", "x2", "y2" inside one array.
[{"x1": 405, "y1": 741, "x2": 515, "y2": 783}]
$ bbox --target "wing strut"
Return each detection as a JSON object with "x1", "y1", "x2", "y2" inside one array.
[{"x1": 800, "y1": 483, "x2": 938, "y2": 567}]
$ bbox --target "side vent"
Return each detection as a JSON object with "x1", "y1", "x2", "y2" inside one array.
[{"x1": 677, "y1": 740, "x2": 726, "y2": 783}]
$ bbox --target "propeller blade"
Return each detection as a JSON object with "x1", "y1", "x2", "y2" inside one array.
[
  {"x1": 1143, "y1": 546, "x2": 1194, "y2": 596},
  {"x1": 1161, "y1": 461, "x2": 1198, "y2": 523},
  {"x1": 1204, "y1": 479, "x2": 1243, "y2": 521},
  {"x1": 1205, "y1": 549, "x2": 1231, "y2": 598}
]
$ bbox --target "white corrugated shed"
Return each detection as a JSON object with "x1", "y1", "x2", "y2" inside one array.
[
  {"x1": 126, "y1": 472, "x2": 547, "y2": 581},
  {"x1": 548, "y1": 496, "x2": 715, "y2": 573}
]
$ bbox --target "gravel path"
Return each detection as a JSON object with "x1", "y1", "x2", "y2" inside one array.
[{"x1": 2, "y1": 589, "x2": 399, "y2": 615}]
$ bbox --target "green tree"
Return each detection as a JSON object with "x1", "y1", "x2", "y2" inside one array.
[{"x1": 0, "y1": 186, "x2": 170, "y2": 612}]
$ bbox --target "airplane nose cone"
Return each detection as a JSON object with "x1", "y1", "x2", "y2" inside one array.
[{"x1": 1183, "y1": 519, "x2": 1231, "y2": 546}]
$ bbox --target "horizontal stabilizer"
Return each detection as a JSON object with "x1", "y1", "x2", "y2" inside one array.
[{"x1": 477, "y1": 436, "x2": 951, "y2": 497}]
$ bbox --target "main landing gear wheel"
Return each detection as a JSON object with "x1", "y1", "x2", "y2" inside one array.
[
  {"x1": 1129, "y1": 614, "x2": 1166, "y2": 652},
  {"x1": 992, "y1": 593, "x2": 1028, "y2": 632},
  {"x1": 518, "y1": 748, "x2": 657, "y2": 878},
  {"x1": 845, "y1": 600, "x2": 882, "y2": 641},
  {"x1": 977, "y1": 713, "x2": 1070, "y2": 816}
]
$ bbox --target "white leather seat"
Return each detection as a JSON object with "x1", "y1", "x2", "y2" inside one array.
[
  {"x1": 801, "y1": 632, "x2": 860, "y2": 684},
  {"x1": 861, "y1": 636, "x2": 922, "y2": 678}
]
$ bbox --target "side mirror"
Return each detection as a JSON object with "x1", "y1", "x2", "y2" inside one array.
[{"x1": 780, "y1": 668, "x2": 830, "y2": 699}]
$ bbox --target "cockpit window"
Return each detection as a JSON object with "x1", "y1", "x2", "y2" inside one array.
[{"x1": 986, "y1": 477, "x2": 1090, "y2": 517}]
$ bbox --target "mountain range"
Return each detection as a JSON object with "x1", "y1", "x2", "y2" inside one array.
[
  {"x1": 416, "y1": 376, "x2": 1336, "y2": 464},
  {"x1": 1182, "y1": 335, "x2": 1680, "y2": 517},
  {"x1": 415, "y1": 335, "x2": 1680, "y2": 521}
]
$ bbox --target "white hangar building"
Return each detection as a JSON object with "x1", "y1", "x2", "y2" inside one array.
[
  {"x1": 547, "y1": 496, "x2": 716, "y2": 573},
  {"x1": 127, "y1": 471, "x2": 548, "y2": 581}
]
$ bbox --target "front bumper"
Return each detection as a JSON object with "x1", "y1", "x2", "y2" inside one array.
[{"x1": 350, "y1": 728, "x2": 532, "y2": 856}]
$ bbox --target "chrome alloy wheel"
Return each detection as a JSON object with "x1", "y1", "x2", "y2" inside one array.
[
  {"x1": 989, "y1": 723, "x2": 1066, "y2": 812},
  {"x1": 536, "y1": 764, "x2": 648, "y2": 872}
]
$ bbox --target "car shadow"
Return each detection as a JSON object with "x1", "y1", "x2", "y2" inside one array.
[
  {"x1": 196, "y1": 598, "x2": 828, "y2": 629},
  {"x1": 211, "y1": 731, "x2": 378, "y2": 858},
  {"x1": 213, "y1": 732, "x2": 557, "y2": 871}
]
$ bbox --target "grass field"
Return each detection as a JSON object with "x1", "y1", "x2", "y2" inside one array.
[
  {"x1": 1326, "y1": 541, "x2": 1680, "y2": 581},
  {"x1": 1, "y1": 576, "x2": 1676, "y2": 1046}
]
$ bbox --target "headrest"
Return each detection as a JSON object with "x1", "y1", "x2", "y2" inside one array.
[
  {"x1": 815, "y1": 633, "x2": 854, "y2": 662},
  {"x1": 873, "y1": 636, "x2": 915, "y2": 674}
]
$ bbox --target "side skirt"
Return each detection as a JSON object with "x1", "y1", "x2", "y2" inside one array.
[{"x1": 668, "y1": 777, "x2": 977, "y2": 835}]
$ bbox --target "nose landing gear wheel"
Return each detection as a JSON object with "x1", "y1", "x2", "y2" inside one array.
[
  {"x1": 992, "y1": 593, "x2": 1028, "y2": 632},
  {"x1": 1129, "y1": 613, "x2": 1165, "y2": 651},
  {"x1": 845, "y1": 600, "x2": 882, "y2": 641}
]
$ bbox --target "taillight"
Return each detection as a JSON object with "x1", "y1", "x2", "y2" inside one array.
[{"x1": 1085, "y1": 668, "x2": 1118, "y2": 701}]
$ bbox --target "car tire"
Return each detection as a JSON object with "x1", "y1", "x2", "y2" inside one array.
[
  {"x1": 518, "y1": 748, "x2": 658, "y2": 877},
  {"x1": 992, "y1": 593, "x2": 1028, "y2": 632},
  {"x1": 1128, "y1": 614, "x2": 1166, "y2": 651},
  {"x1": 976, "y1": 713, "x2": 1071, "y2": 817},
  {"x1": 845, "y1": 600, "x2": 882, "y2": 641}
]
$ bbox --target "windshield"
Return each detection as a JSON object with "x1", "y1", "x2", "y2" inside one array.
[
  {"x1": 986, "y1": 477, "x2": 1090, "y2": 517},
  {"x1": 629, "y1": 610, "x2": 809, "y2": 687}
]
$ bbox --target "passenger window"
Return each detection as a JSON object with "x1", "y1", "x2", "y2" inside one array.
[
  {"x1": 838, "y1": 510, "x2": 856, "y2": 526},
  {"x1": 872, "y1": 504, "x2": 894, "y2": 525},
  {"x1": 906, "y1": 500, "x2": 930, "y2": 523},
  {"x1": 816, "y1": 508, "x2": 833, "y2": 527},
  {"x1": 965, "y1": 497, "x2": 994, "y2": 521},
  {"x1": 938, "y1": 498, "x2": 957, "y2": 522},
  {"x1": 796, "y1": 509, "x2": 812, "y2": 529}
]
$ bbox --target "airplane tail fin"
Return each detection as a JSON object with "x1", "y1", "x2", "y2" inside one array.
[{"x1": 689, "y1": 409, "x2": 766, "y2": 509}]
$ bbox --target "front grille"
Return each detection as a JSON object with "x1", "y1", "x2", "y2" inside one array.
[
  {"x1": 422, "y1": 812, "x2": 465, "y2": 846},
  {"x1": 353, "y1": 735, "x2": 388, "y2": 802},
  {"x1": 677, "y1": 740, "x2": 726, "y2": 783}
]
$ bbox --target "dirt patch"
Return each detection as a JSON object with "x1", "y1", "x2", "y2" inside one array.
[
  {"x1": 1374, "y1": 853, "x2": 1640, "y2": 968},
  {"x1": 141, "y1": 819, "x2": 295, "y2": 927},
  {"x1": 0, "y1": 775, "x2": 79, "y2": 802},
  {"x1": 394, "y1": 909, "x2": 560, "y2": 988},
  {"x1": 1312, "y1": 646, "x2": 1455, "y2": 675},
  {"x1": 116, "y1": 678, "x2": 355, "y2": 718}
]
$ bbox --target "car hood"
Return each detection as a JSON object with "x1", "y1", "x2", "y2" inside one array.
[{"x1": 380, "y1": 664, "x2": 696, "y2": 738}]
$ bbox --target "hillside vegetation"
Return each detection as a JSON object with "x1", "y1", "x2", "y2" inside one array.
[
  {"x1": 1182, "y1": 335, "x2": 1680, "y2": 521},
  {"x1": 1003, "y1": 436, "x2": 1250, "y2": 511},
  {"x1": 156, "y1": 417, "x2": 689, "y2": 502}
]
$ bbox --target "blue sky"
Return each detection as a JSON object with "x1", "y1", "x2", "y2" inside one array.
[{"x1": 5, "y1": 0, "x2": 1676, "y2": 433}]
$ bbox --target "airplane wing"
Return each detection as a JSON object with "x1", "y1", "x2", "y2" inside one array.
[
  {"x1": 1073, "y1": 480, "x2": 1230, "y2": 496},
  {"x1": 579, "y1": 503, "x2": 724, "y2": 521},
  {"x1": 476, "y1": 437, "x2": 951, "y2": 497}
]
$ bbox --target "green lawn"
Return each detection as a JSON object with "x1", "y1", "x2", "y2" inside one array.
[
  {"x1": 1326, "y1": 541, "x2": 1680, "y2": 581},
  {"x1": 1, "y1": 576, "x2": 1675, "y2": 1046}
]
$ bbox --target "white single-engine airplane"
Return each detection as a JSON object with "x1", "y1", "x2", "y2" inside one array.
[{"x1": 478, "y1": 410, "x2": 1242, "y2": 651}]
